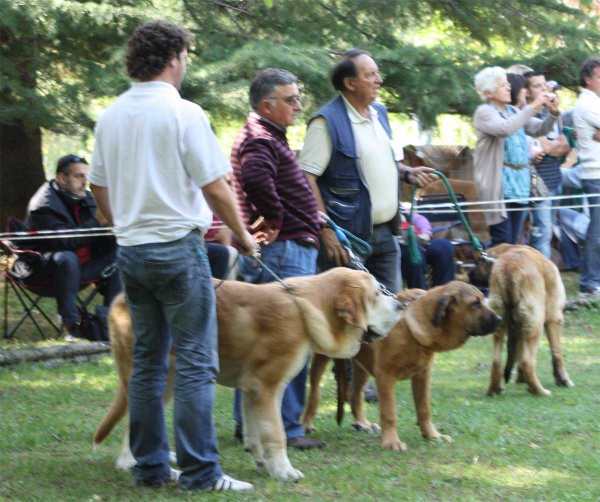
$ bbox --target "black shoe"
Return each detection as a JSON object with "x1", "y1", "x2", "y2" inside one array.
[
  {"x1": 234, "y1": 423, "x2": 243, "y2": 443},
  {"x1": 579, "y1": 285, "x2": 600, "y2": 298},
  {"x1": 64, "y1": 324, "x2": 85, "y2": 342},
  {"x1": 364, "y1": 382, "x2": 378, "y2": 403},
  {"x1": 287, "y1": 436, "x2": 325, "y2": 450}
]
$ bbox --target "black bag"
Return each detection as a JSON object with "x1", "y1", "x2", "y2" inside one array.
[{"x1": 80, "y1": 306, "x2": 110, "y2": 342}]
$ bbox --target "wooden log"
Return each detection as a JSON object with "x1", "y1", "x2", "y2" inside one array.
[{"x1": 0, "y1": 342, "x2": 111, "y2": 366}]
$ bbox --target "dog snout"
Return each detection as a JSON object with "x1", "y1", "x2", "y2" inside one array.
[{"x1": 473, "y1": 311, "x2": 502, "y2": 336}]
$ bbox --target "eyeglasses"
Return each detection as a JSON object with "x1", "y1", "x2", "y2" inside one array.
[{"x1": 266, "y1": 95, "x2": 303, "y2": 106}]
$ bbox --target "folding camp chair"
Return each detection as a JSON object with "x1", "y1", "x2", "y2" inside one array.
[{"x1": 1, "y1": 217, "x2": 116, "y2": 340}]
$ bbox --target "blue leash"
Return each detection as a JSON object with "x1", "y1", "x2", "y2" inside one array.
[{"x1": 320, "y1": 215, "x2": 372, "y2": 260}]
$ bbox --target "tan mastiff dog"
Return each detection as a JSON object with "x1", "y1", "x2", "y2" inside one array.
[
  {"x1": 302, "y1": 281, "x2": 502, "y2": 451},
  {"x1": 468, "y1": 244, "x2": 574, "y2": 396},
  {"x1": 93, "y1": 267, "x2": 403, "y2": 481}
]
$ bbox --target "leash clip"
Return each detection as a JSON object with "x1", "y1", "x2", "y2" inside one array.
[{"x1": 478, "y1": 252, "x2": 496, "y2": 264}]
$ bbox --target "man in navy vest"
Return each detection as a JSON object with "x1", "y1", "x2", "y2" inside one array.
[{"x1": 299, "y1": 49, "x2": 436, "y2": 293}]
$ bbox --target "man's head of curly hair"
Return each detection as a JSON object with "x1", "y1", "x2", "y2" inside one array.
[{"x1": 126, "y1": 21, "x2": 192, "y2": 80}]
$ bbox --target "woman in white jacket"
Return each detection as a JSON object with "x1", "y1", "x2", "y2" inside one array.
[{"x1": 473, "y1": 66, "x2": 560, "y2": 246}]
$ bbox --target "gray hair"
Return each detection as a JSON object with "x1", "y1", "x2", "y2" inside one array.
[
  {"x1": 474, "y1": 66, "x2": 506, "y2": 101},
  {"x1": 506, "y1": 64, "x2": 532, "y2": 76},
  {"x1": 249, "y1": 68, "x2": 297, "y2": 111}
]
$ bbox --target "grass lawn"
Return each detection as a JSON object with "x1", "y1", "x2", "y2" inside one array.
[{"x1": 0, "y1": 272, "x2": 599, "y2": 501}]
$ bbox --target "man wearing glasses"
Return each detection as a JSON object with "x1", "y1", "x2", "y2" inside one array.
[
  {"x1": 21, "y1": 154, "x2": 121, "y2": 339},
  {"x1": 230, "y1": 68, "x2": 324, "y2": 450}
]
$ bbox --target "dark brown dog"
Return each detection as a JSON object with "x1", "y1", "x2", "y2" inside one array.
[
  {"x1": 469, "y1": 244, "x2": 574, "y2": 396},
  {"x1": 302, "y1": 281, "x2": 502, "y2": 451}
]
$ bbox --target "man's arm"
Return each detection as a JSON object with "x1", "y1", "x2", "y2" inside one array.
[
  {"x1": 397, "y1": 163, "x2": 438, "y2": 187},
  {"x1": 90, "y1": 184, "x2": 114, "y2": 227},
  {"x1": 536, "y1": 134, "x2": 570, "y2": 158},
  {"x1": 304, "y1": 172, "x2": 349, "y2": 266},
  {"x1": 202, "y1": 177, "x2": 255, "y2": 255}
]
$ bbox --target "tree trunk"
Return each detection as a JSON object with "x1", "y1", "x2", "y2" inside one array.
[{"x1": 0, "y1": 121, "x2": 45, "y2": 225}]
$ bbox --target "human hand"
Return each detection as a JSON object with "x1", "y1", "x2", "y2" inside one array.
[
  {"x1": 593, "y1": 129, "x2": 600, "y2": 142},
  {"x1": 250, "y1": 216, "x2": 279, "y2": 245},
  {"x1": 408, "y1": 166, "x2": 438, "y2": 187},
  {"x1": 530, "y1": 93, "x2": 549, "y2": 113},
  {"x1": 561, "y1": 148, "x2": 578, "y2": 169},
  {"x1": 321, "y1": 227, "x2": 349, "y2": 266},
  {"x1": 533, "y1": 150, "x2": 546, "y2": 164},
  {"x1": 547, "y1": 92, "x2": 560, "y2": 116},
  {"x1": 233, "y1": 229, "x2": 256, "y2": 256}
]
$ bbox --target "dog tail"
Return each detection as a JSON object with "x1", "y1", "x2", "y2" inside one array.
[
  {"x1": 335, "y1": 358, "x2": 346, "y2": 425},
  {"x1": 503, "y1": 275, "x2": 520, "y2": 383},
  {"x1": 93, "y1": 383, "x2": 128, "y2": 446}
]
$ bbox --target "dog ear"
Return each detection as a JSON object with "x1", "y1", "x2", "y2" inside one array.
[
  {"x1": 432, "y1": 294, "x2": 455, "y2": 327},
  {"x1": 335, "y1": 288, "x2": 368, "y2": 331}
]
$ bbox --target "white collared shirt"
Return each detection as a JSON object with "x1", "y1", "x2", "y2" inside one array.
[
  {"x1": 90, "y1": 81, "x2": 231, "y2": 246},
  {"x1": 300, "y1": 96, "x2": 400, "y2": 224},
  {"x1": 573, "y1": 88, "x2": 600, "y2": 178}
]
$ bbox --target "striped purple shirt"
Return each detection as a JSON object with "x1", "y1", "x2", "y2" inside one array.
[{"x1": 231, "y1": 114, "x2": 321, "y2": 244}]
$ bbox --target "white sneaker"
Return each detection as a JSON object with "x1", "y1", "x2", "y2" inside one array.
[
  {"x1": 208, "y1": 474, "x2": 254, "y2": 492},
  {"x1": 168, "y1": 468, "x2": 181, "y2": 483}
]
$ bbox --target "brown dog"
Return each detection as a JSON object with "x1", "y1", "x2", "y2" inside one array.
[
  {"x1": 93, "y1": 267, "x2": 403, "y2": 481},
  {"x1": 302, "y1": 281, "x2": 502, "y2": 451},
  {"x1": 468, "y1": 244, "x2": 574, "y2": 396}
]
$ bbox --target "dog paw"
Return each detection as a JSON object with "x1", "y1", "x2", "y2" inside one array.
[
  {"x1": 268, "y1": 465, "x2": 305, "y2": 482},
  {"x1": 425, "y1": 433, "x2": 453, "y2": 443},
  {"x1": 382, "y1": 439, "x2": 408, "y2": 452},
  {"x1": 352, "y1": 421, "x2": 380, "y2": 434},
  {"x1": 529, "y1": 387, "x2": 551, "y2": 396},
  {"x1": 116, "y1": 455, "x2": 137, "y2": 471},
  {"x1": 302, "y1": 424, "x2": 316, "y2": 434},
  {"x1": 556, "y1": 377, "x2": 574, "y2": 388},
  {"x1": 486, "y1": 386, "x2": 506, "y2": 396}
]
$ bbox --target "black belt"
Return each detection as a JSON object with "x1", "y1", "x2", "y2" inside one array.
[{"x1": 295, "y1": 237, "x2": 318, "y2": 248}]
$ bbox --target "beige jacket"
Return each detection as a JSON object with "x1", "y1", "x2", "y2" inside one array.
[{"x1": 473, "y1": 104, "x2": 559, "y2": 226}]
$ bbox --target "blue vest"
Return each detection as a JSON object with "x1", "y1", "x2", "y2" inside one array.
[{"x1": 311, "y1": 95, "x2": 399, "y2": 240}]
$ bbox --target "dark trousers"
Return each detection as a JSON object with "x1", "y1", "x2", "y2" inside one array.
[
  {"x1": 400, "y1": 238, "x2": 455, "y2": 290},
  {"x1": 24, "y1": 247, "x2": 120, "y2": 325},
  {"x1": 489, "y1": 202, "x2": 529, "y2": 246}
]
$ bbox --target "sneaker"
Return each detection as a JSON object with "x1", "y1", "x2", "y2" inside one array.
[
  {"x1": 64, "y1": 324, "x2": 85, "y2": 343},
  {"x1": 287, "y1": 436, "x2": 325, "y2": 450},
  {"x1": 579, "y1": 285, "x2": 600, "y2": 298},
  {"x1": 135, "y1": 468, "x2": 181, "y2": 488},
  {"x1": 207, "y1": 474, "x2": 253, "y2": 492}
]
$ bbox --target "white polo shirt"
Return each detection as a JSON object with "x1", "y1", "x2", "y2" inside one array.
[
  {"x1": 299, "y1": 96, "x2": 401, "y2": 225},
  {"x1": 573, "y1": 88, "x2": 600, "y2": 179},
  {"x1": 90, "y1": 82, "x2": 231, "y2": 246}
]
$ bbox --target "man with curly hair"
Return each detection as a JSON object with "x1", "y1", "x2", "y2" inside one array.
[{"x1": 90, "y1": 20, "x2": 255, "y2": 492}]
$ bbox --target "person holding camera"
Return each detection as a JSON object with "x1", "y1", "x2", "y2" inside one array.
[
  {"x1": 473, "y1": 66, "x2": 560, "y2": 246},
  {"x1": 524, "y1": 70, "x2": 570, "y2": 259}
]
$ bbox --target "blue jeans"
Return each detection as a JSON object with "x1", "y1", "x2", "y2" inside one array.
[
  {"x1": 401, "y1": 238, "x2": 455, "y2": 290},
  {"x1": 234, "y1": 240, "x2": 318, "y2": 439},
  {"x1": 581, "y1": 178, "x2": 600, "y2": 290},
  {"x1": 118, "y1": 231, "x2": 222, "y2": 490},
  {"x1": 530, "y1": 186, "x2": 561, "y2": 259},
  {"x1": 489, "y1": 202, "x2": 530, "y2": 246}
]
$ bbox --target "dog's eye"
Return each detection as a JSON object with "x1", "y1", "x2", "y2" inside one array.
[{"x1": 471, "y1": 301, "x2": 482, "y2": 309}]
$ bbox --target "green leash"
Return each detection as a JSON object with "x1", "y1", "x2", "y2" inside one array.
[{"x1": 406, "y1": 171, "x2": 490, "y2": 266}]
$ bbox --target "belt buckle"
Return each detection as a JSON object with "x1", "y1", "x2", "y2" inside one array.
[{"x1": 298, "y1": 237, "x2": 316, "y2": 248}]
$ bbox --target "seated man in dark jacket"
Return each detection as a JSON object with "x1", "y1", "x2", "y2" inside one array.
[{"x1": 20, "y1": 154, "x2": 121, "y2": 338}]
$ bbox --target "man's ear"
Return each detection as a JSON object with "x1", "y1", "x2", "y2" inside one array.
[{"x1": 343, "y1": 77, "x2": 355, "y2": 92}]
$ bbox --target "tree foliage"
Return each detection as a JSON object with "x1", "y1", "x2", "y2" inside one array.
[{"x1": 1, "y1": 0, "x2": 598, "y2": 219}]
